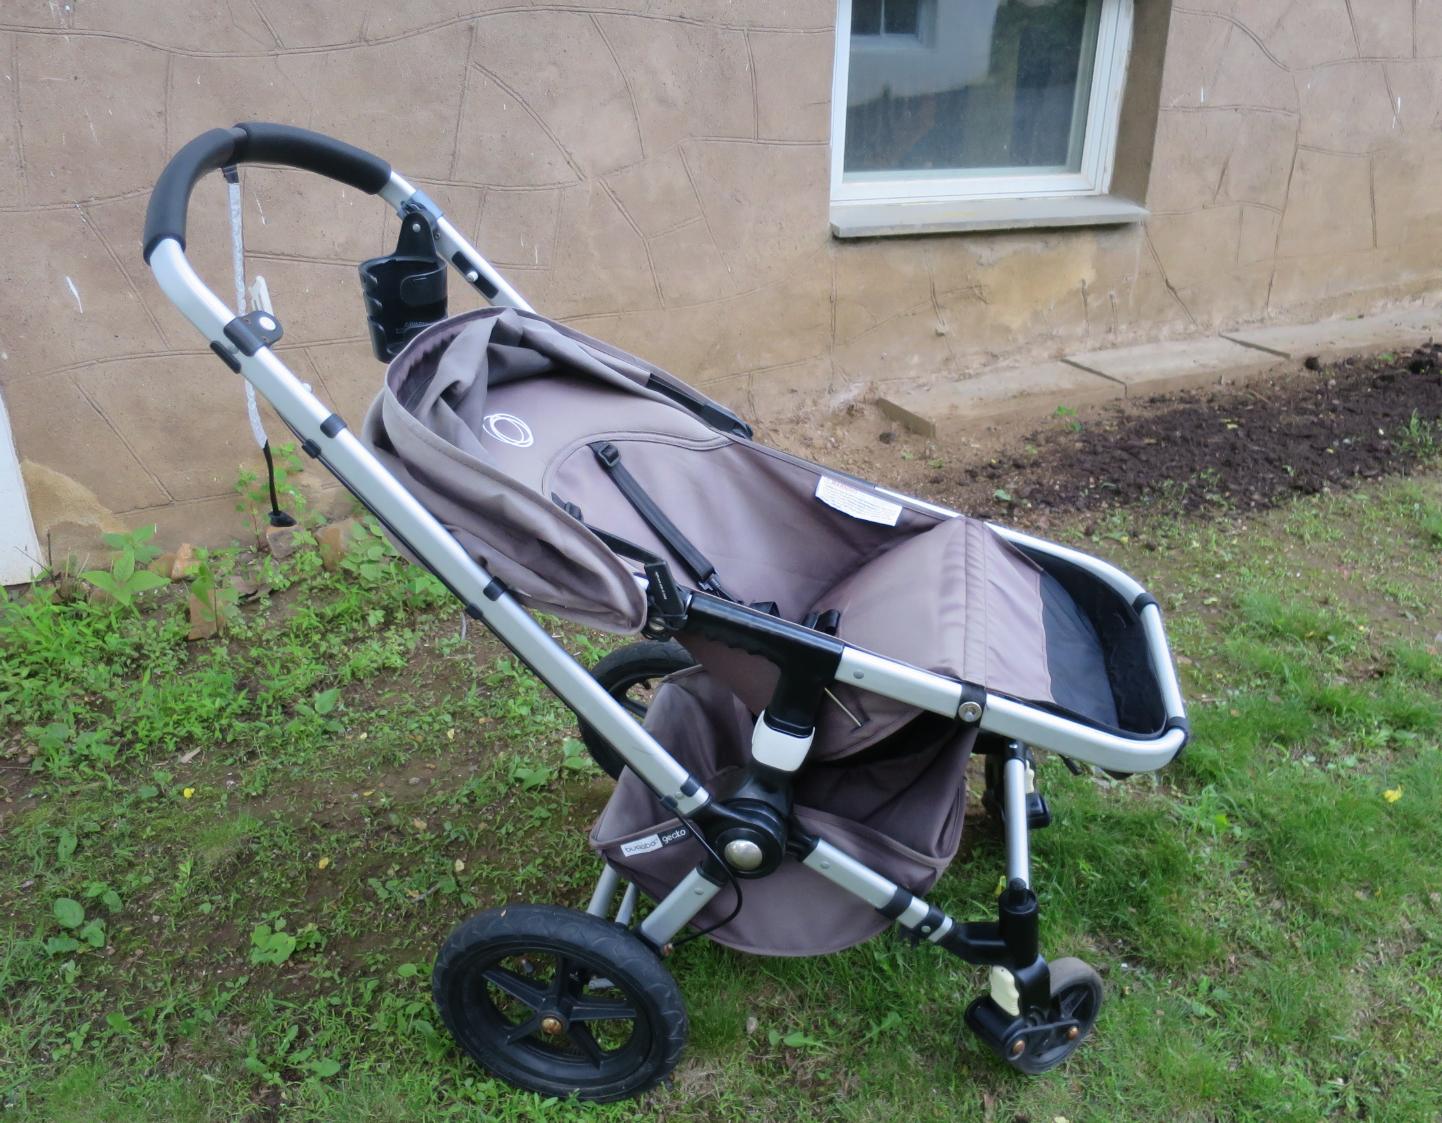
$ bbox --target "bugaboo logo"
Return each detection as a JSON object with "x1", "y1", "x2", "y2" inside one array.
[
  {"x1": 482, "y1": 412, "x2": 534, "y2": 448},
  {"x1": 617, "y1": 826, "x2": 691, "y2": 858}
]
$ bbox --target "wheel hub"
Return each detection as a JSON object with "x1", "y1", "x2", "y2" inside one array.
[{"x1": 540, "y1": 1014, "x2": 566, "y2": 1036}]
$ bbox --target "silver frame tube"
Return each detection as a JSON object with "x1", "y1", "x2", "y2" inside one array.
[
  {"x1": 637, "y1": 868, "x2": 722, "y2": 946},
  {"x1": 586, "y1": 865, "x2": 622, "y2": 918},
  {"x1": 1003, "y1": 756, "x2": 1031, "y2": 886}
]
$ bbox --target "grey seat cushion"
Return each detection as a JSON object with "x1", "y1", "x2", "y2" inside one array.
[{"x1": 811, "y1": 515, "x2": 1118, "y2": 758}]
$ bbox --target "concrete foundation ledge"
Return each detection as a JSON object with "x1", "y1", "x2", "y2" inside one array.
[{"x1": 876, "y1": 305, "x2": 1440, "y2": 439}]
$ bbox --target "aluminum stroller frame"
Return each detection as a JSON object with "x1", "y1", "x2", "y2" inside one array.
[{"x1": 143, "y1": 124, "x2": 1189, "y2": 1102}]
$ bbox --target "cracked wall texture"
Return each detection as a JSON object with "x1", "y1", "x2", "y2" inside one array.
[{"x1": 3, "y1": 0, "x2": 1441, "y2": 552}]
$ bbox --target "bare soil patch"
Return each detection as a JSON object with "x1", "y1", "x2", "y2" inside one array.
[{"x1": 784, "y1": 346, "x2": 1442, "y2": 526}]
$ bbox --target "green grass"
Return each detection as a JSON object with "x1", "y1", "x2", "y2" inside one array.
[{"x1": 2, "y1": 475, "x2": 1442, "y2": 1121}]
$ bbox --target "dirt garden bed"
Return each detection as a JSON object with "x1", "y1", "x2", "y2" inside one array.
[{"x1": 795, "y1": 345, "x2": 1442, "y2": 526}]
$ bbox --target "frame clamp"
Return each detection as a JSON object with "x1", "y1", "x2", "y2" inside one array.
[{"x1": 223, "y1": 310, "x2": 283, "y2": 356}]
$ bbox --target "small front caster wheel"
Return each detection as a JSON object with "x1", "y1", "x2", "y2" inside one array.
[
  {"x1": 966, "y1": 957, "x2": 1103, "y2": 1075},
  {"x1": 433, "y1": 904, "x2": 687, "y2": 1102}
]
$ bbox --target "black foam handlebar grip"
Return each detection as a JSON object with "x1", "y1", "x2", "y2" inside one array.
[{"x1": 143, "y1": 123, "x2": 392, "y2": 262}]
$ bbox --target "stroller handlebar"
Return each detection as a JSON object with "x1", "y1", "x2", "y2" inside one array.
[{"x1": 143, "y1": 123, "x2": 392, "y2": 263}]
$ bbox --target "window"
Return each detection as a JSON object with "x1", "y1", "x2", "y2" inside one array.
[{"x1": 830, "y1": 0, "x2": 1137, "y2": 232}]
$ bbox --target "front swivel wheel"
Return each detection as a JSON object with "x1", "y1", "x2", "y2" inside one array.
[
  {"x1": 433, "y1": 904, "x2": 687, "y2": 1102},
  {"x1": 966, "y1": 957, "x2": 1103, "y2": 1075}
]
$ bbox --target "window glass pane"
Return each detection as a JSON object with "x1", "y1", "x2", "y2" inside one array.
[
  {"x1": 843, "y1": 0, "x2": 1103, "y2": 180},
  {"x1": 884, "y1": 0, "x2": 920, "y2": 35},
  {"x1": 852, "y1": 0, "x2": 882, "y2": 35}
]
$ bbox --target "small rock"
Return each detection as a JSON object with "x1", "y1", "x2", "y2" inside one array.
[
  {"x1": 171, "y1": 543, "x2": 202, "y2": 580},
  {"x1": 877, "y1": 431, "x2": 896, "y2": 444},
  {"x1": 264, "y1": 523, "x2": 301, "y2": 560},
  {"x1": 149, "y1": 552, "x2": 177, "y2": 578},
  {"x1": 317, "y1": 518, "x2": 359, "y2": 572},
  {"x1": 186, "y1": 590, "x2": 223, "y2": 641},
  {"x1": 229, "y1": 574, "x2": 264, "y2": 602},
  {"x1": 1303, "y1": 355, "x2": 1322, "y2": 371},
  {"x1": 52, "y1": 574, "x2": 88, "y2": 604}
]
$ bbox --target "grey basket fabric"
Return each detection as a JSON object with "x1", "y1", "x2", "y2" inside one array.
[{"x1": 590, "y1": 667, "x2": 974, "y2": 956}]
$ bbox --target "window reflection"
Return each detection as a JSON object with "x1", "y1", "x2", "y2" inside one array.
[{"x1": 843, "y1": 0, "x2": 1102, "y2": 179}]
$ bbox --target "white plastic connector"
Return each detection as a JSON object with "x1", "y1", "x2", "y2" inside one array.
[
  {"x1": 751, "y1": 713, "x2": 814, "y2": 772},
  {"x1": 990, "y1": 965, "x2": 1022, "y2": 1017}
]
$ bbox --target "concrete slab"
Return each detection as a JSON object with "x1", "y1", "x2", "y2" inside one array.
[
  {"x1": 1223, "y1": 307, "x2": 1441, "y2": 362},
  {"x1": 877, "y1": 362, "x2": 1123, "y2": 438},
  {"x1": 1063, "y1": 336, "x2": 1278, "y2": 396}
]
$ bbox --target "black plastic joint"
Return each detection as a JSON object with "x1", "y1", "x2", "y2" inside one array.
[
  {"x1": 299, "y1": 437, "x2": 321, "y2": 459},
  {"x1": 319, "y1": 413, "x2": 346, "y2": 438},
  {"x1": 877, "y1": 887, "x2": 912, "y2": 921},
  {"x1": 482, "y1": 578, "x2": 506, "y2": 601},
  {"x1": 223, "y1": 311, "x2": 283, "y2": 356},
  {"x1": 914, "y1": 903, "x2": 946, "y2": 938},
  {"x1": 208, "y1": 341, "x2": 241, "y2": 373},
  {"x1": 1133, "y1": 591, "x2": 1160, "y2": 613},
  {"x1": 404, "y1": 190, "x2": 440, "y2": 219},
  {"x1": 958, "y1": 681, "x2": 987, "y2": 721},
  {"x1": 785, "y1": 826, "x2": 820, "y2": 861},
  {"x1": 464, "y1": 604, "x2": 486, "y2": 620},
  {"x1": 451, "y1": 252, "x2": 500, "y2": 298},
  {"x1": 1166, "y1": 715, "x2": 1190, "y2": 736},
  {"x1": 761, "y1": 709, "x2": 815, "y2": 741}
]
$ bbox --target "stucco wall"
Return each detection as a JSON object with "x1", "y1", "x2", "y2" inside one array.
[{"x1": 3, "y1": 0, "x2": 1441, "y2": 552}]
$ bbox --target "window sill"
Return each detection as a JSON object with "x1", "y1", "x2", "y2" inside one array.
[{"x1": 830, "y1": 195, "x2": 1148, "y2": 239}]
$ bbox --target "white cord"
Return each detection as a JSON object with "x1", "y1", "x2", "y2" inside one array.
[{"x1": 227, "y1": 173, "x2": 270, "y2": 450}]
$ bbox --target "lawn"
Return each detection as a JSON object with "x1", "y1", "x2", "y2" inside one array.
[{"x1": 2, "y1": 460, "x2": 1441, "y2": 1121}]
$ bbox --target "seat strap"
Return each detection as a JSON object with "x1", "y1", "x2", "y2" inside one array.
[
  {"x1": 551, "y1": 491, "x2": 664, "y2": 566},
  {"x1": 588, "y1": 441, "x2": 735, "y2": 600}
]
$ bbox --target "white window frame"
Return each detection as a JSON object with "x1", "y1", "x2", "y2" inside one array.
[{"x1": 830, "y1": 0, "x2": 1134, "y2": 207}]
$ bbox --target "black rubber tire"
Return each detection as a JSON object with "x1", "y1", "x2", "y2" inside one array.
[
  {"x1": 433, "y1": 904, "x2": 688, "y2": 1102},
  {"x1": 1006, "y1": 957, "x2": 1103, "y2": 1075},
  {"x1": 578, "y1": 641, "x2": 696, "y2": 779}
]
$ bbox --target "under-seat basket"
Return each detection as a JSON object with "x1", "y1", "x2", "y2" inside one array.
[{"x1": 589, "y1": 667, "x2": 977, "y2": 956}]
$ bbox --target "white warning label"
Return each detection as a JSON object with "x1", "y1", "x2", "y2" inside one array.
[{"x1": 814, "y1": 476, "x2": 903, "y2": 526}]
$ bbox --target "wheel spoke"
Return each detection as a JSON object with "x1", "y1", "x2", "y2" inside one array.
[
  {"x1": 569, "y1": 997, "x2": 636, "y2": 1023},
  {"x1": 482, "y1": 967, "x2": 549, "y2": 1010},
  {"x1": 568, "y1": 1024, "x2": 608, "y2": 1067},
  {"x1": 504, "y1": 1014, "x2": 544, "y2": 1044},
  {"x1": 1057, "y1": 987, "x2": 1088, "y2": 1020}
]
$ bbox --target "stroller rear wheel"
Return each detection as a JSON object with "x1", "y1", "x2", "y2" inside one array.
[
  {"x1": 578, "y1": 641, "x2": 695, "y2": 778},
  {"x1": 433, "y1": 903, "x2": 687, "y2": 1102}
]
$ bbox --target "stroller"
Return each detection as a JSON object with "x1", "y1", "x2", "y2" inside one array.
[{"x1": 143, "y1": 124, "x2": 1188, "y2": 1102}]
